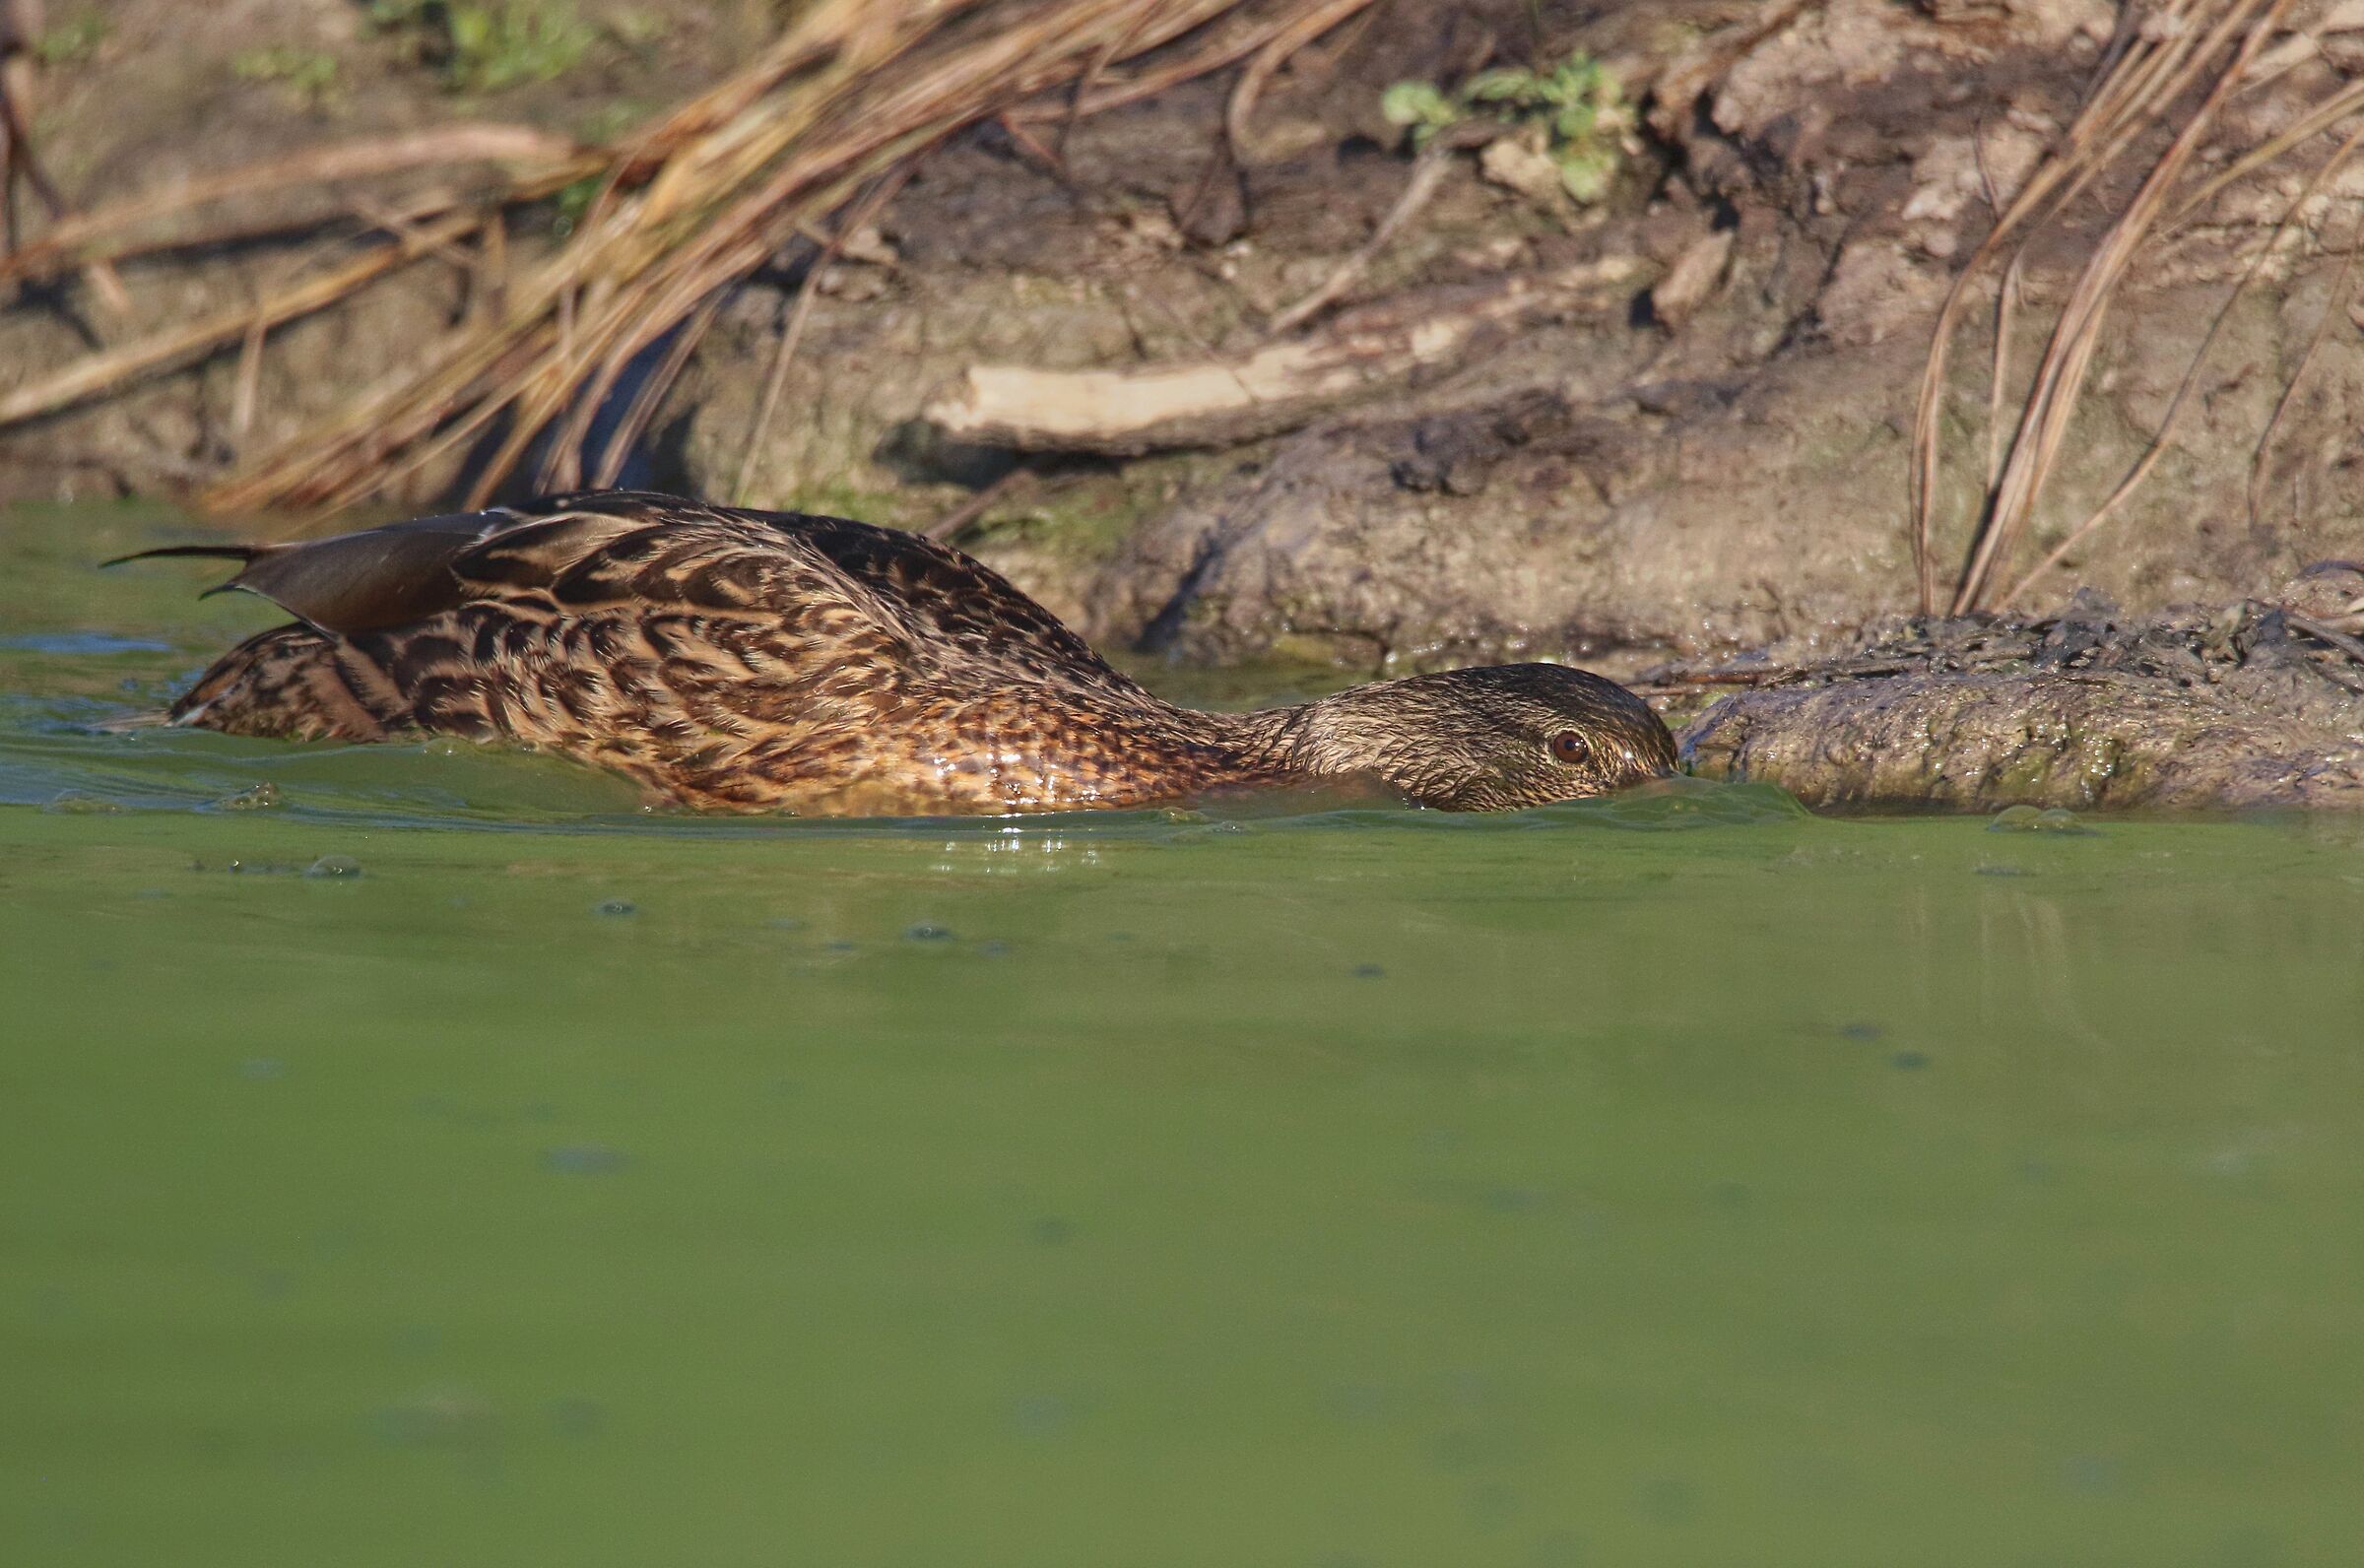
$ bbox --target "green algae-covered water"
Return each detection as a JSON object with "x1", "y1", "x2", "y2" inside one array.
[{"x1": 5, "y1": 502, "x2": 2362, "y2": 1566}]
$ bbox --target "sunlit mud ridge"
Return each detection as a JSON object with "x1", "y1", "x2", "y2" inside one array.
[{"x1": 1662, "y1": 566, "x2": 2364, "y2": 811}]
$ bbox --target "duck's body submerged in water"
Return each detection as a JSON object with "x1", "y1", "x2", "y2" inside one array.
[{"x1": 119, "y1": 491, "x2": 1674, "y2": 816}]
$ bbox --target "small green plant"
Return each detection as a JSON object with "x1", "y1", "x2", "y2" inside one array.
[
  {"x1": 1383, "y1": 51, "x2": 1634, "y2": 203},
  {"x1": 33, "y1": 11, "x2": 108, "y2": 66},
  {"x1": 231, "y1": 47, "x2": 343, "y2": 109},
  {"x1": 550, "y1": 171, "x2": 604, "y2": 236},
  {"x1": 369, "y1": 0, "x2": 593, "y2": 94},
  {"x1": 603, "y1": 8, "x2": 662, "y2": 50}
]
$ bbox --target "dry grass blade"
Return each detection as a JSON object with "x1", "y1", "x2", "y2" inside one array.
[
  {"x1": 1, "y1": 23, "x2": 132, "y2": 313},
  {"x1": 0, "y1": 124, "x2": 583, "y2": 284},
  {"x1": 2172, "y1": 72, "x2": 2364, "y2": 221},
  {"x1": 2000, "y1": 111, "x2": 2364, "y2": 610},
  {"x1": 1009, "y1": 1, "x2": 1322, "y2": 123},
  {"x1": 1266, "y1": 144, "x2": 1448, "y2": 335},
  {"x1": 2243, "y1": 163, "x2": 2364, "y2": 528},
  {"x1": 1225, "y1": 0, "x2": 1377, "y2": 161},
  {"x1": 1906, "y1": 47, "x2": 2137, "y2": 610},
  {"x1": 194, "y1": 3, "x2": 992, "y2": 512},
  {"x1": 730, "y1": 160, "x2": 918, "y2": 503},
  {"x1": 2288, "y1": 611, "x2": 2364, "y2": 664},
  {"x1": 922, "y1": 463, "x2": 1035, "y2": 540},
  {"x1": 1059, "y1": 6, "x2": 1156, "y2": 156},
  {"x1": 0, "y1": 210, "x2": 480, "y2": 426},
  {"x1": 1952, "y1": 0, "x2": 2288, "y2": 616},
  {"x1": 1907, "y1": 0, "x2": 2247, "y2": 610}
]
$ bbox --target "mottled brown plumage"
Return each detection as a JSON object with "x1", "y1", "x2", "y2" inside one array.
[{"x1": 120, "y1": 491, "x2": 1674, "y2": 815}]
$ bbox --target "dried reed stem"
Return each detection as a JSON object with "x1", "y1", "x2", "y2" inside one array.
[
  {"x1": 0, "y1": 210, "x2": 480, "y2": 426},
  {"x1": 1954, "y1": 0, "x2": 2290, "y2": 615},
  {"x1": 2001, "y1": 109, "x2": 2364, "y2": 609},
  {"x1": 1907, "y1": 0, "x2": 2329, "y2": 617},
  {"x1": 729, "y1": 161, "x2": 917, "y2": 503},
  {"x1": 185, "y1": 0, "x2": 1309, "y2": 515},
  {"x1": 0, "y1": 124, "x2": 582, "y2": 284},
  {"x1": 1225, "y1": 0, "x2": 1377, "y2": 161}
]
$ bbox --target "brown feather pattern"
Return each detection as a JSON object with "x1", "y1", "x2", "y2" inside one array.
[{"x1": 141, "y1": 491, "x2": 1675, "y2": 816}]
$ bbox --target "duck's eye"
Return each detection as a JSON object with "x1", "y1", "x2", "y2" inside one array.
[{"x1": 1548, "y1": 730, "x2": 1593, "y2": 765}]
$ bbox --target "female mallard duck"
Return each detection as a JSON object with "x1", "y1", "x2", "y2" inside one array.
[{"x1": 118, "y1": 490, "x2": 1674, "y2": 816}]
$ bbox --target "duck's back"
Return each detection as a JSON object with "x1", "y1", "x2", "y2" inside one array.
[{"x1": 163, "y1": 491, "x2": 1208, "y2": 813}]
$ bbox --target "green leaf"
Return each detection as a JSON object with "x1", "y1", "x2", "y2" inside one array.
[
  {"x1": 1556, "y1": 148, "x2": 1615, "y2": 204},
  {"x1": 1552, "y1": 103, "x2": 1596, "y2": 143},
  {"x1": 1464, "y1": 68, "x2": 1537, "y2": 104},
  {"x1": 33, "y1": 12, "x2": 108, "y2": 65},
  {"x1": 1382, "y1": 81, "x2": 1455, "y2": 128},
  {"x1": 1553, "y1": 59, "x2": 1601, "y2": 98},
  {"x1": 449, "y1": 8, "x2": 492, "y2": 59}
]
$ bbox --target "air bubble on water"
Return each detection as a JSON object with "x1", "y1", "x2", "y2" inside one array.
[
  {"x1": 541, "y1": 1144, "x2": 628, "y2": 1175},
  {"x1": 373, "y1": 1384, "x2": 495, "y2": 1448},
  {"x1": 1989, "y1": 804, "x2": 2094, "y2": 834},
  {"x1": 303, "y1": 855, "x2": 362, "y2": 879},
  {"x1": 905, "y1": 922, "x2": 954, "y2": 942},
  {"x1": 216, "y1": 781, "x2": 281, "y2": 812},
  {"x1": 593, "y1": 897, "x2": 636, "y2": 917},
  {"x1": 1011, "y1": 1393, "x2": 1071, "y2": 1437},
  {"x1": 548, "y1": 1396, "x2": 606, "y2": 1439}
]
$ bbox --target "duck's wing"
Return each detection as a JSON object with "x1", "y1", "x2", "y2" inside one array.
[
  {"x1": 526, "y1": 491, "x2": 1129, "y2": 687},
  {"x1": 727, "y1": 504, "x2": 1123, "y2": 683},
  {"x1": 118, "y1": 490, "x2": 1123, "y2": 686}
]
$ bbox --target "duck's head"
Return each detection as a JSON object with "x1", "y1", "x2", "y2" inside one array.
[{"x1": 1284, "y1": 663, "x2": 1676, "y2": 811}]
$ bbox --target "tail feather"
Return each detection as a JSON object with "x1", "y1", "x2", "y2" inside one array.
[{"x1": 100, "y1": 544, "x2": 260, "y2": 568}]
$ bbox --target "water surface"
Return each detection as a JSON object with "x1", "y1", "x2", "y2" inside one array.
[{"x1": 4, "y1": 501, "x2": 2361, "y2": 1566}]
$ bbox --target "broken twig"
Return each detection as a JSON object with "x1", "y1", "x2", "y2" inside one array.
[
  {"x1": 926, "y1": 255, "x2": 1639, "y2": 455},
  {"x1": 1266, "y1": 147, "x2": 1451, "y2": 335}
]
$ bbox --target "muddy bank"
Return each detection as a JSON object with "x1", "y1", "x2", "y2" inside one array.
[{"x1": 1668, "y1": 568, "x2": 2364, "y2": 810}]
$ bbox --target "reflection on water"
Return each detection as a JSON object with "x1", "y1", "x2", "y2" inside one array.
[{"x1": 4, "y1": 501, "x2": 2363, "y2": 1566}]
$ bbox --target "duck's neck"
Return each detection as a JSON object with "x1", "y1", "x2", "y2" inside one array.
[
  {"x1": 1159, "y1": 696, "x2": 1394, "y2": 799},
  {"x1": 1155, "y1": 700, "x2": 1310, "y2": 774},
  {"x1": 1164, "y1": 679, "x2": 1487, "y2": 807}
]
